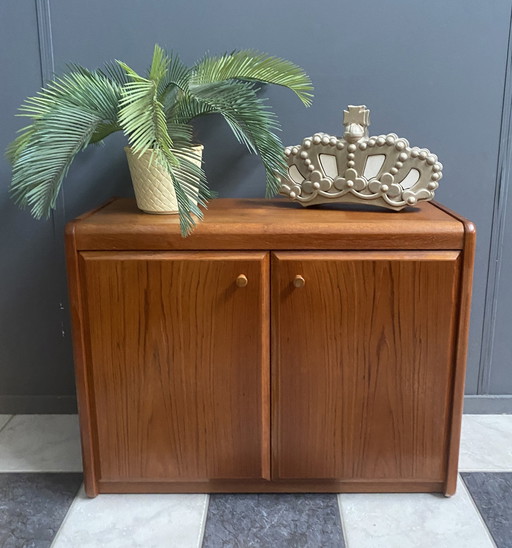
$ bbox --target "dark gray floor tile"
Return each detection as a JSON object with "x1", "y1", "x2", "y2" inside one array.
[
  {"x1": 0, "y1": 473, "x2": 82, "y2": 548},
  {"x1": 462, "y1": 472, "x2": 512, "y2": 548},
  {"x1": 202, "y1": 493, "x2": 345, "y2": 548}
]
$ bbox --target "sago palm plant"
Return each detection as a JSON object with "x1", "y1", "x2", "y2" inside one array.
[{"x1": 7, "y1": 45, "x2": 313, "y2": 235}]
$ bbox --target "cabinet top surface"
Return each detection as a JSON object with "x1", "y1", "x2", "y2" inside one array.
[{"x1": 68, "y1": 198, "x2": 471, "y2": 251}]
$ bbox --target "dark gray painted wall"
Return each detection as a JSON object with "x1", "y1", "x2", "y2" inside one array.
[
  {"x1": 490, "y1": 148, "x2": 512, "y2": 394},
  {"x1": 1, "y1": 0, "x2": 511, "y2": 412},
  {"x1": 0, "y1": 1, "x2": 75, "y2": 412}
]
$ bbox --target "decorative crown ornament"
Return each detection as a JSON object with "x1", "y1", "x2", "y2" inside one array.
[{"x1": 280, "y1": 105, "x2": 443, "y2": 210}]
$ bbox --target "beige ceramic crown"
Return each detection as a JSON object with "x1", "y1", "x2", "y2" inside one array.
[{"x1": 280, "y1": 105, "x2": 443, "y2": 210}]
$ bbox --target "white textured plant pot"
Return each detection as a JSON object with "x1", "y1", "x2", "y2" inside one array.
[{"x1": 125, "y1": 145, "x2": 203, "y2": 214}]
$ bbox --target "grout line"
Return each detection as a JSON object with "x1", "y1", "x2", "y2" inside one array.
[
  {"x1": 459, "y1": 474, "x2": 498, "y2": 548},
  {"x1": 0, "y1": 415, "x2": 15, "y2": 435},
  {"x1": 196, "y1": 494, "x2": 210, "y2": 548},
  {"x1": 0, "y1": 470, "x2": 83, "y2": 473},
  {"x1": 459, "y1": 467, "x2": 512, "y2": 473},
  {"x1": 336, "y1": 494, "x2": 350, "y2": 548},
  {"x1": 49, "y1": 483, "x2": 84, "y2": 548}
]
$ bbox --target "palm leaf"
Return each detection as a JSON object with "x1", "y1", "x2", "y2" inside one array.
[
  {"x1": 166, "y1": 122, "x2": 194, "y2": 143},
  {"x1": 158, "y1": 51, "x2": 190, "y2": 95},
  {"x1": 10, "y1": 106, "x2": 102, "y2": 218},
  {"x1": 118, "y1": 45, "x2": 178, "y2": 169},
  {"x1": 153, "y1": 51, "x2": 191, "y2": 116},
  {"x1": 6, "y1": 125, "x2": 36, "y2": 164},
  {"x1": 165, "y1": 124, "x2": 214, "y2": 235},
  {"x1": 170, "y1": 93, "x2": 216, "y2": 125},
  {"x1": 169, "y1": 94, "x2": 214, "y2": 125},
  {"x1": 186, "y1": 80, "x2": 287, "y2": 196},
  {"x1": 148, "y1": 44, "x2": 170, "y2": 81},
  {"x1": 191, "y1": 50, "x2": 313, "y2": 106},
  {"x1": 162, "y1": 143, "x2": 212, "y2": 236},
  {"x1": 99, "y1": 60, "x2": 131, "y2": 86},
  {"x1": 23, "y1": 68, "x2": 122, "y2": 122},
  {"x1": 8, "y1": 69, "x2": 124, "y2": 219}
]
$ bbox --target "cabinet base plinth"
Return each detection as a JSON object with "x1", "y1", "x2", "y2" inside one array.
[{"x1": 91, "y1": 480, "x2": 446, "y2": 497}]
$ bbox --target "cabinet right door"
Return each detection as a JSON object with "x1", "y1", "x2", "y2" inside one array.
[{"x1": 272, "y1": 251, "x2": 461, "y2": 483}]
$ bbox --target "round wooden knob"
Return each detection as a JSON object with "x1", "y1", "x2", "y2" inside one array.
[
  {"x1": 293, "y1": 275, "x2": 305, "y2": 288},
  {"x1": 236, "y1": 274, "x2": 248, "y2": 287}
]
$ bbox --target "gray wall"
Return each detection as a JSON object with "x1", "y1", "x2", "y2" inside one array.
[{"x1": 1, "y1": 0, "x2": 511, "y2": 413}]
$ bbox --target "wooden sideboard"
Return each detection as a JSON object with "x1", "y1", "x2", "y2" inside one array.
[{"x1": 66, "y1": 198, "x2": 475, "y2": 497}]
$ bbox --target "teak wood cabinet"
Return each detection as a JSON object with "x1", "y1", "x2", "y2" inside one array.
[{"x1": 66, "y1": 198, "x2": 475, "y2": 497}]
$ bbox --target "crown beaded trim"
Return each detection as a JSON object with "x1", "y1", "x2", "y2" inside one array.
[{"x1": 280, "y1": 105, "x2": 443, "y2": 210}]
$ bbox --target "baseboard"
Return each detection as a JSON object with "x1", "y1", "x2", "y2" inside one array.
[
  {"x1": 0, "y1": 395, "x2": 77, "y2": 414},
  {"x1": 463, "y1": 395, "x2": 512, "y2": 414},
  {"x1": 0, "y1": 394, "x2": 510, "y2": 415}
]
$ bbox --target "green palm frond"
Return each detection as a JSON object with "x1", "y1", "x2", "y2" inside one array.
[
  {"x1": 117, "y1": 77, "x2": 174, "y2": 159},
  {"x1": 188, "y1": 80, "x2": 287, "y2": 196},
  {"x1": 117, "y1": 45, "x2": 178, "y2": 168},
  {"x1": 148, "y1": 44, "x2": 170, "y2": 81},
  {"x1": 158, "y1": 51, "x2": 190, "y2": 93},
  {"x1": 166, "y1": 141, "x2": 214, "y2": 236},
  {"x1": 8, "y1": 69, "x2": 123, "y2": 219},
  {"x1": 166, "y1": 122, "x2": 194, "y2": 144},
  {"x1": 19, "y1": 67, "x2": 122, "y2": 145},
  {"x1": 99, "y1": 61, "x2": 131, "y2": 86},
  {"x1": 191, "y1": 50, "x2": 313, "y2": 106},
  {"x1": 23, "y1": 68, "x2": 122, "y2": 123},
  {"x1": 11, "y1": 106, "x2": 103, "y2": 218},
  {"x1": 168, "y1": 124, "x2": 218, "y2": 235},
  {"x1": 158, "y1": 53, "x2": 190, "y2": 114},
  {"x1": 6, "y1": 125, "x2": 35, "y2": 164},
  {"x1": 170, "y1": 93, "x2": 216, "y2": 125}
]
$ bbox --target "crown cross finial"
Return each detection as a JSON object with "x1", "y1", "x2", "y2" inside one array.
[
  {"x1": 343, "y1": 105, "x2": 370, "y2": 143},
  {"x1": 343, "y1": 105, "x2": 370, "y2": 126}
]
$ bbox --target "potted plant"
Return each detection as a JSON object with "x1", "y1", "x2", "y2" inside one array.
[{"x1": 7, "y1": 44, "x2": 313, "y2": 235}]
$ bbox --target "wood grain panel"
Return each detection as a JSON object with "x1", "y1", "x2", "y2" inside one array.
[
  {"x1": 65, "y1": 222, "x2": 100, "y2": 496},
  {"x1": 272, "y1": 251, "x2": 461, "y2": 482},
  {"x1": 72, "y1": 198, "x2": 464, "y2": 251},
  {"x1": 432, "y1": 202, "x2": 477, "y2": 495},
  {"x1": 79, "y1": 251, "x2": 269, "y2": 482}
]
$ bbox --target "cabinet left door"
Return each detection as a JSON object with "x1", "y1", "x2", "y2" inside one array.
[{"x1": 78, "y1": 251, "x2": 269, "y2": 486}]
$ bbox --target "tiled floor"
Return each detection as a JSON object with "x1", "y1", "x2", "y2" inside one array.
[{"x1": 0, "y1": 415, "x2": 510, "y2": 547}]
